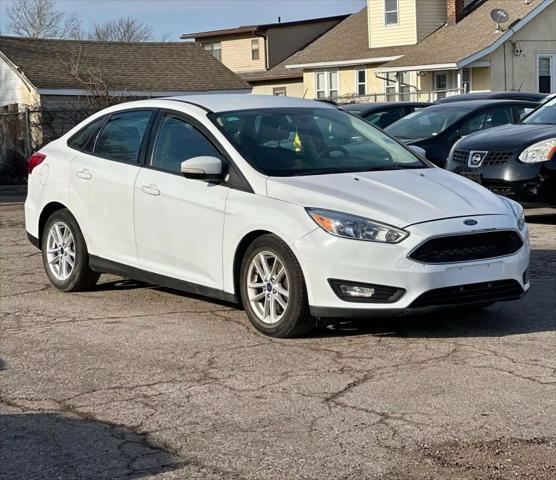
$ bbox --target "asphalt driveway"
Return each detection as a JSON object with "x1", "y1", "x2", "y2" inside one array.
[{"x1": 1, "y1": 198, "x2": 555, "y2": 479}]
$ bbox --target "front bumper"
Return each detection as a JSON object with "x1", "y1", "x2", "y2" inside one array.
[
  {"x1": 447, "y1": 149, "x2": 556, "y2": 204},
  {"x1": 294, "y1": 215, "x2": 530, "y2": 317}
]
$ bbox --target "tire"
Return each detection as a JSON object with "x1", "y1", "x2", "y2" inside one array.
[
  {"x1": 239, "y1": 234, "x2": 314, "y2": 338},
  {"x1": 41, "y1": 209, "x2": 100, "y2": 292}
]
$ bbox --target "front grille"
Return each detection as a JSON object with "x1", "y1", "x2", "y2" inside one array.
[
  {"x1": 452, "y1": 149, "x2": 468, "y2": 164},
  {"x1": 482, "y1": 151, "x2": 514, "y2": 166},
  {"x1": 410, "y1": 280, "x2": 524, "y2": 307},
  {"x1": 451, "y1": 150, "x2": 514, "y2": 166},
  {"x1": 409, "y1": 231, "x2": 523, "y2": 264}
]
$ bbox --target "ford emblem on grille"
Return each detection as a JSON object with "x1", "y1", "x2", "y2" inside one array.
[
  {"x1": 464, "y1": 219, "x2": 478, "y2": 226},
  {"x1": 468, "y1": 151, "x2": 488, "y2": 168}
]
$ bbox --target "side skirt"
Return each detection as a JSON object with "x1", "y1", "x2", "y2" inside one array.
[{"x1": 89, "y1": 255, "x2": 238, "y2": 305}]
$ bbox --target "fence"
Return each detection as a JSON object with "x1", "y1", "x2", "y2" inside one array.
[
  {"x1": 0, "y1": 105, "x2": 98, "y2": 184},
  {"x1": 332, "y1": 88, "x2": 465, "y2": 104}
]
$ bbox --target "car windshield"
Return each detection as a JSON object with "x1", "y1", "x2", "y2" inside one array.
[
  {"x1": 523, "y1": 98, "x2": 556, "y2": 125},
  {"x1": 385, "y1": 105, "x2": 475, "y2": 139},
  {"x1": 210, "y1": 108, "x2": 428, "y2": 177}
]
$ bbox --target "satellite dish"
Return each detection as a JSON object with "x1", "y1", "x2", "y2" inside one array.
[{"x1": 490, "y1": 8, "x2": 509, "y2": 32}]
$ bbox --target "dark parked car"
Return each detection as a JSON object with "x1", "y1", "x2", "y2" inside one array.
[
  {"x1": 435, "y1": 91, "x2": 548, "y2": 104},
  {"x1": 341, "y1": 102, "x2": 430, "y2": 129},
  {"x1": 384, "y1": 100, "x2": 538, "y2": 166},
  {"x1": 446, "y1": 96, "x2": 556, "y2": 205}
]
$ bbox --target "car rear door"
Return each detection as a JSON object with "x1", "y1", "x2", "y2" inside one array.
[
  {"x1": 69, "y1": 109, "x2": 156, "y2": 266},
  {"x1": 133, "y1": 111, "x2": 229, "y2": 289}
]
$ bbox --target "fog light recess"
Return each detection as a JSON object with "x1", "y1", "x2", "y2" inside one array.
[{"x1": 328, "y1": 279, "x2": 405, "y2": 303}]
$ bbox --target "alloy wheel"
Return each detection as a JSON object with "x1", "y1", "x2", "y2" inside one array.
[
  {"x1": 46, "y1": 221, "x2": 76, "y2": 281},
  {"x1": 246, "y1": 251, "x2": 289, "y2": 324}
]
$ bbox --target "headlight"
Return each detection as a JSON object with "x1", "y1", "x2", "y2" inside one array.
[
  {"x1": 500, "y1": 196, "x2": 525, "y2": 230},
  {"x1": 518, "y1": 138, "x2": 556, "y2": 163},
  {"x1": 306, "y1": 208, "x2": 409, "y2": 243}
]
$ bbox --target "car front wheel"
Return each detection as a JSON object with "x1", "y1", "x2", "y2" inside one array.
[
  {"x1": 42, "y1": 209, "x2": 100, "y2": 292},
  {"x1": 240, "y1": 234, "x2": 314, "y2": 338}
]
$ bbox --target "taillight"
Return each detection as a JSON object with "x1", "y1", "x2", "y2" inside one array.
[{"x1": 28, "y1": 152, "x2": 46, "y2": 174}]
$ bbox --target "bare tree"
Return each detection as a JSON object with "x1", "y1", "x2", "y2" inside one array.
[
  {"x1": 88, "y1": 18, "x2": 154, "y2": 42},
  {"x1": 7, "y1": 0, "x2": 82, "y2": 39}
]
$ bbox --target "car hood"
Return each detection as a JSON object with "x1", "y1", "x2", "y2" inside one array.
[
  {"x1": 395, "y1": 137, "x2": 430, "y2": 145},
  {"x1": 266, "y1": 168, "x2": 509, "y2": 228},
  {"x1": 457, "y1": 124, "x2": 556, "y2": 150}
]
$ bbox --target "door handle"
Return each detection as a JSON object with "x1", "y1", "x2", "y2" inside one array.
[
  {"x1": 76, "y1": 169, "x2": 92, "y2": 180},
  {"x1": 141, "y1": 184, "x2": 161, "y2": 196}
]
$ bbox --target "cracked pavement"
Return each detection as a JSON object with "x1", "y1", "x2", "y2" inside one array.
[{"x1": 1, "y1": 200, "x2": 555, "y2": 479}]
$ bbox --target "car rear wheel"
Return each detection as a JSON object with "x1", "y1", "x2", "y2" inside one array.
[
  {"x1": 240, "y1": 234, "x2": 314, "y2": 338},
  {"x1": 42, "y1": 209, "x2": 100, "y2": 292}
]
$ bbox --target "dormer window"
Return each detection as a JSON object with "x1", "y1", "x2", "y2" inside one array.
[
  {"x1": 385, "y1": 0, "x2": 399, "y2": 25},
  {"x1": 204, "y1": 42, "x2": 222, "y2": 61},
  {"x1": 251, "y1": 39, "x2": 260, "y2": 61}
]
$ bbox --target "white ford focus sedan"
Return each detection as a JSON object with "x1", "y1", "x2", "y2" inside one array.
[{"x1": 25, "y1": 95, "x2": 530, "y2": 337}]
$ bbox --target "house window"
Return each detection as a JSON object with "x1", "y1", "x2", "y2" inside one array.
[
  {"x1": 356, "y1": 69, "x2": 367, "y2": 95},
  {"x1": 434, "y1": 72, "x2": 448, "y2": 98},
  {"x1": 204, "y1": 42, "x2": 221, "y2": 61},
  {"x1": 251, "y1": 39, "x2": 260, "y2": 61},
  {"x1": 273, "y1": 87, "x2": 286, "y2": 96},
  {"x1": 385, "y1": 0, "x2": 398, "y2": 25},
  {"x1": 462, "y1": 68, "x2": 471, "y2": 93},
  {"x1": 315, "y1": 70, "x2": 339, "y2": 99},
  {"x1": 385, "y1": 72, "x2": 397, "y2": 100},
  {"x1": 538, "y1": 54, "x2": 556, "y2": 93}
]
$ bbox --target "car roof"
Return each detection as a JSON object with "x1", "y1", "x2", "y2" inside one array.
[
  {"x1": 425, "y1": 99, "x2": 537, "y2": 110},
  {"x1": 164, "y1": 94, "x2": 335, "y2": 113},
  {"x1": 341, "y1": 102, "x2": 429, "y2": 111},
  {"x1": 435, "y1": 91, "x2": 547, "y2": 104}
]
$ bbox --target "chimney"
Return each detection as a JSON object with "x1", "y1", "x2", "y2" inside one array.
[{"x1": 447, "y1": 0, "x2": 465, "y2": 24}]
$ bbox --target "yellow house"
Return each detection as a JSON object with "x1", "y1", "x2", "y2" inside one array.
[
  {"x1": 180, "y1": 15, "x2": 348, "y2": 98},
  {"x1": 286, "y1": 0, "x2": 556, "y2": 101}
]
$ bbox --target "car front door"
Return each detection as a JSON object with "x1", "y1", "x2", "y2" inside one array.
[
  {"x1": 69, "y1": 109, "x2": 155, "y2": 265},
  {"x1": 133, "y1": 112, "x2": 229, "y2": 289}
]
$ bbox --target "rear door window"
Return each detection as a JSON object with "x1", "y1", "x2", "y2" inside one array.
[
  {"x1": 93, "y1": 110, "x2": 155, "y2": 164},
  {"x1": 67, "y1": 117, "x2": 106, "y2": 151},
  {"x1": 462, "y1": 107, "x2": 513, "y2": 135},
  {"x1": 365, "y1": 107, "x2": 405, "y2": 128}
]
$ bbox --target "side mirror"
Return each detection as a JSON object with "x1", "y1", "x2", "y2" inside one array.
[
  {"x1": 408, "y1": 145, "x2": 427, "y2": 158},
  {"x1": 180, "y1": 156, "x2": 224, "y2": 182}
]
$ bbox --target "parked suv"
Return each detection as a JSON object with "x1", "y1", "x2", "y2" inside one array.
[
  {"x1": 447, "y1": 97, "x2": 556, "y2": 205},
  {"x1": 385, "y1": 100, "x2": 537, "y2": 166},
  {"x1": 25, "y1": 95, "x2": 530, "y2": 337}
]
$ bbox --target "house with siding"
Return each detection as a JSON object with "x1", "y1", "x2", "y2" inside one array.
[
  {"x1": 285, "y1": 0, "x2": 556, "y2": 101},
  {"x1": 180, "y1": 15, "x2": 348, "y2": 97},
  {"x1": 0, "y1": 36, "x2": 251, "y2": 109}
]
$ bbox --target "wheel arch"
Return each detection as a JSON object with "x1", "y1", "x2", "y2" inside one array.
[
  {"x1": 38, "y1": 202, "x2": 73, "y2": 247},
  {"x1": 232, "y1": 230, "x2": 274, "y2": 303}
]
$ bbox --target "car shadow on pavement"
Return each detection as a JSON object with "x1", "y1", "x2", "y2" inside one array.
[{"x1": 0, "y1": 412, "x2": 182, "y2": 480}]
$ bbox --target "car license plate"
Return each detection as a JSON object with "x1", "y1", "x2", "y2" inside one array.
[{"x1": 460, "y1": 172, "x2": 482, "y2": 184}]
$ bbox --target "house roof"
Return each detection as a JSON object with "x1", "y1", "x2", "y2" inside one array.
[
  {"x1": 383, "y1": 0, "x2": 549, "y2": 70},
  {"x1": 0, "y1": 36, "x2": 250, "y2": 93},
  {"x1": 286, "y1": 0, "x2": 551, "y2": 70},
  {"x1": 180, "y1": 14, "x2": 350, "y2": 40}
]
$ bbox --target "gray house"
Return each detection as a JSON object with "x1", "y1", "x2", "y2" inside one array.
[{"x1": 0, "y1": 36, "x2": 251, "y2": 108}]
